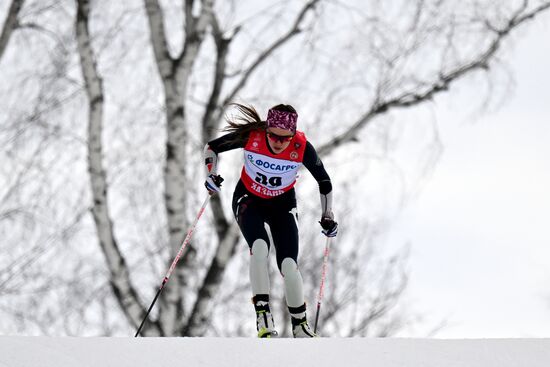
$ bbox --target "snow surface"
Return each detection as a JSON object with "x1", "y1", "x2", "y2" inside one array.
[{"x1": 0, "y1": 337, "x2": 549, "y2": 367}]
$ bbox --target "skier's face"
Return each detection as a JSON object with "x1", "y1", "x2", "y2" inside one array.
[{"x1": 266, "y1": 127, "x2": 294, "y2": 154}]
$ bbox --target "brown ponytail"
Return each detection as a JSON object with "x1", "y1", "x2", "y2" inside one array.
[{"x1": 222, "y1": 103, "x2": 267, "y2": 146}]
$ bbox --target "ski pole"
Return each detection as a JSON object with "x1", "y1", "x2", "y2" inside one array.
[
  {"x1": 135, "y1": 194, "x2": 211, "y2": 337},
  {"x1": 313, "y1": 236, "x2": 331, "y2": 334}
]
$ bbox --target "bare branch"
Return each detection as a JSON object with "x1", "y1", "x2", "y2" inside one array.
[
  {"x1": 143, "y1": 0, "x2": 175, "y2": 78},
  {"x1": 317, "y1": 1, "x2": 550, "y2": 157},
  {"x1": 0, "y1": 0, "x2": 24, "y2": 60},
  {"x1": 0, "y1": 207, "x2": 88, "y2": 293},
  {"x1": 202, "y1": 12, "x2": 230, "y2": 144},
  {"x1": 175, "y1": 0, "x2": 213, "y2": 86},
  {"x1": 221, "y1": 0, "x2": 321, "y2": 108},
  {"x1": 15, "y1": 21, "x2": 70, "y2": 53},
  {"x1": 196, "y1": 12, "x2": 235, "y2": 252}
]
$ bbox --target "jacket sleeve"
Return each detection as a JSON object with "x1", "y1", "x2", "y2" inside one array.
[
  {"x1": 203, "y1": 132, "x2": 246, "y2": 175},
  {"x1": 302, "y1": 141, "x2": 334, "y2": 219}
]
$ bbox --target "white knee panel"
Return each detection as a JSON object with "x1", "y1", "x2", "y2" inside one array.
[
  {"x1": 250, "y1": 239, "x2": 270, "y2": 295},
  {"x1": 281, "y1": 257, "x2": 305, "y2": 308}
]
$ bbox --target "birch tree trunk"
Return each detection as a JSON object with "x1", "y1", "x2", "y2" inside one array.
[
  {"x1": 76, "y1": 0, "x2": 161, "y2": 336},
  {"x1": 144, "y1": 0, "x2": 214, "y2": 335}
]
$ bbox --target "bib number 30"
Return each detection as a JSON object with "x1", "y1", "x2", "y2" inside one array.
[{"x1": 255, "y1": 172, "x2": 282, "y2": 187}]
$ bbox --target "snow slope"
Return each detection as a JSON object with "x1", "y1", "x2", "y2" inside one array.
[{"x1": 0, "y1": 337, "x2": 549, "y2": 367}]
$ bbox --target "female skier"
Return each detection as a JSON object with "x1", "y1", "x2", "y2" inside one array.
[{"x1": 203, "y1": 103, "x2": 338, "y2": 338}]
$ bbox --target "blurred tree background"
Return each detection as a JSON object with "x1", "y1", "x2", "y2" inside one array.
[{"x1": 0, "y1": 0, "x2": 549, "y2": 336}]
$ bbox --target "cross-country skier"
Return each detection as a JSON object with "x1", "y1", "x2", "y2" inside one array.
[{"x1": 203, "y1": 103, "x2": 338, "y2": 338}]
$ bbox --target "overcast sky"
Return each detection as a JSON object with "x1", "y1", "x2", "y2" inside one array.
[{"x1": 387, "y1": 20, "x2": 550, "y2": 338}]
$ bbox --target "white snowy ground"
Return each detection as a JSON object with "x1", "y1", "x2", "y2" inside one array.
[{"x1": 1, "y1": 337, "x2": 549, "y2": 367}]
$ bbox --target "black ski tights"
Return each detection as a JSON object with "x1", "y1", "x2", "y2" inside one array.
[{"x1": 231, "y1": 180, "x2": 299, "y2": 270}]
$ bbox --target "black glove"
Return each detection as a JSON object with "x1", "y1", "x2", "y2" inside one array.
[
  {"x1": 205, "y1": 174, "x2": 224, "y2": 194},
  {"x1": 319, "y1": 216, "x2": 338, "y2": 237}
]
